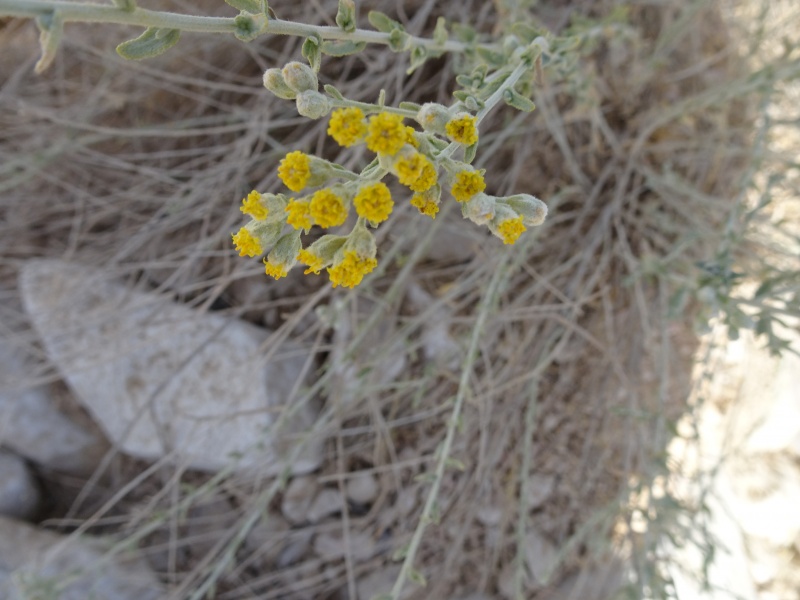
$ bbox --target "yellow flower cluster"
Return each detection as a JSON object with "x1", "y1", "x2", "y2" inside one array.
[
  {"x1": 328, "y1": 250, "x2": 378, "y2": 289},
  {"x1": 232, "y1": 228, "x2": 262, "y2": 257},
  {"x1": 327, "y1": 107, "x2": 367, "y2": 147},
  {"x1": 451, "y1": 170, "x2": 486, "y2": 202},
  {"x1": 240, "y1": 191, "x2": 268, "y2": 221},
  {"x1": 231, "y1": 98, "x2": 546, "y2": 288},
  {"x1": 278, "y1": 151, "x2": 311, "y2": 192},
  {"x1": 445, "y1": 113, "x2": 479, "y2": 146}
]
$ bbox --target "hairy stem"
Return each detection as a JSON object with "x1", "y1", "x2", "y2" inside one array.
[{"x1": 0, "y1": 0, "x2": 474, "y2": 52}]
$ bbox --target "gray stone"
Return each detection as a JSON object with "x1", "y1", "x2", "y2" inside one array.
[
  {"x1": 307, "y1": 488, "x2": 344, "y2": 523},
  {"x1": 19, "y1": 260, "x2": 320, "y2": 475},
  {"x1": 281, "y1": 476, "x2": 319, "y2": 525},
  {"x1": 0, "y1": 451, "x2": 39, "y2": 520},
  {"x1": 0, "y1": 341, "x2": 106, "y2": 476},
  {"x1": 524, "y1": 530, "x2": 559, "y2": 586},
  {"x1": 0, "y1": 516, "x2": 164, "y2": 600},
  {"x1": 346, "y1": 472, "x2": 379, "y2": 505}
]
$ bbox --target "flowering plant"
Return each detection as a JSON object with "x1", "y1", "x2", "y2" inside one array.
[{"x1": 1, "y1": 0, "x2": 548, "y2": 288}]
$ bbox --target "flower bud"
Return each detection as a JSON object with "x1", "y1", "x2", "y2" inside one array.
[
  {"x1": 461, "y1": 192, "x2": 496, "y2": 225},
  {"x1": 415, "y1": 103, "x2": 451, "y2": 134},
  {"x1": 347, "y1": 218, "x2": 378, "y2": 259},
  {"x1": 503, "y1": 193, "x2": 548, "y2": 226},
  {"x1": 264, "y1": 230, "x2": 302, "y2": 279},
  {"x1": 296, "y1": 90, "x2": 332, "y2": 120},
  {"x1": 263, "y1": 68, "x2": 297, "y2": 100},
  {"x1": 282, "y1": 61, "x2": 318, "y2": 93}
]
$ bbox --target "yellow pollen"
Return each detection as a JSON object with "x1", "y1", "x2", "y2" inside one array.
[
  {"x1": 263, "y1": 259, "x2": 289, "y2": 280},
  {"x1": 497, "y1": 216, "x2": 526, "y2": 245},
  {"x1": 278, "y1": 151, "x2": 311, "y2": 192},
  {"x1": 297, "y1": 249, "x2": 324, "y2": 275},
  {"x1": 353, "y1": 182, "x2": 393, "y2": 224},
  {"x1": 327, "y1": 108, "x2": 367, "y2": 147},
  {"x1": 285, "y1": 199, "x2": 313, "y2": 230},
  {"x1": 365, "y1": 112, "x2": 407, "y2": 156},
  {"x1": 445, "y1": 114, "x2": 479, "y2": 146},
  {"x1": 232, "y1": 227, "x2": 262, "y2": 257},
  {"x1": 309, "y1": 189, "x2": 348, "y2": 228},
  {"x1": 328, "y1": 250, "x2": 378, "y2": 288},
  {"x1": 410, "y1": 194, "x2": 439, "y2": 218},
  {"x1": 240, "y1": 190, "x2": 268, "y2": 221},
  {"x1": 451, "y1": 170, "x2": 486, "y2": 202}
]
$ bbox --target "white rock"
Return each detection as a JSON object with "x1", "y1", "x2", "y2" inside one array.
[
  {"x1": 406, "y1": 282, "x2": 461, "y2": 369},
  {"x1": 0, "y1": 341, "x2": 106, "y2": 476},
  {"x1": 307, "y1": 488, "x2": 344, "y2": 523},
  {"x1": 313, "y1": 530, "x2": 376, "y2": 562},
  {"x1": 346, "y1": 472, "x2": 379, "y2": 505},
  {"x1": 524, "y1": 530, "x2": 558, "y2": 586},
  {"x1": 0, "y1": 516, "x2": 164, "y2": 600},
  {"x1": 19, "y1": 260, "x2": 320, "y2": 475},
  {"x1": 524, "y1": 474, "x2": 555, "y2": 510},
  {"x1": 244, "y1": 513, "x2": 290, "y2": 569},
  {"x1": 0, "y1": 452, "x2": 39, "y2": 520},
  {"x1": 356, "y1": 565, "x2": 413, "y2": 600},
  {"x1": 281, "y1": 476, "x2": 319, "y2": 525}
]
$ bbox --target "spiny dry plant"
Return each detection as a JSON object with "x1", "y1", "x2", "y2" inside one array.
[{"x1": 0, "y1": 0, "x2": 798, "y2": 599}]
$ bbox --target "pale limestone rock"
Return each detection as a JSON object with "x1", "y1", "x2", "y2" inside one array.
[
  {"x1": 307, "y1": 487, "x2": 344, "y2": 523},
  {"x1": 281, "y1": 476, "x2": 319, "y2": 525},
  {"x1": 0, "y1": 341, "x2": 106, "y2": 476},
  {"x1": 0, "y1": 517, "x2": 164, "y2": 600},
  {"x1": 0, "y1": 452, "x2": 39, "y2": 520},
  {"x1": 19, "y1": 260, "x2": 320, "y2": 475},
  {"x1": 524, "y1": 530, "x2": 558, "y2": 586},
  {"x1": 346, "y1": 472, "x2": 379, "y2": 505}
]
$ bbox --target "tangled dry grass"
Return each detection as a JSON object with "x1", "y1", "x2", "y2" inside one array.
[{"x1": 1, "y1": 0, "x2": 794, "y2": 598}]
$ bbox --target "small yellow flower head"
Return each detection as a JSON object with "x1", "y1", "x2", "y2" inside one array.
[
  {"x1": 328, "y1": 250, "x2": 378, "y2": 289},
  {"x1": 451, "y1": 169, "x2": 486, "y2": 202},
  {"x1": 278, "y1": 151, "x2": 311, "y2": 192},
  {"x1": 365, "y1": 112, "x2": 407, "y2": 156},
  {"x1": 411, "y1": 193, "x2": 439, "y2": 218},
  {"x1": 353, "y1": 182, "x2": 393, "y2": 224},
  {"x1": 394, "y1": 152, "x2": 426, "y2": 187},
  {"x1": 285, "y1": 198, "x2": 313, "y2": 230},
  {"x1": 310, "y1": 188, "x2": 348, "y2": 228},
  {"x1": 232, "y1": 227, "x2": 263, "y2": 258},
  {"x1": 297, "y1": 234, "x2": 347, "y2": 275},
  {"x1": 404, "y1": 126, "x2": 420, "y2": 149},
  {"x1": 328, "y1": 108, "x2": 367, "y2": 147},
  {"x1": 445, "y1": 113, "x2": 479, "y2": 146},
  {"x1": 296, "y1": 249, "x2": 325, "y2": 275},
  {"x1": 264, "y1": 260, "x2": 289, "y2": 280},
  {"x1": 240, "y1": 190, "x2": 268, "y2": 221},
  {"x1": 409, "y1": 158, "x2": 438, "y2": 193},
  {"x1": 496, "y1": 215, "x2": 526, "y2": 244}
]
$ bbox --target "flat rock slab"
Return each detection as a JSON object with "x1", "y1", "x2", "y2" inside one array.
[
  {"x1": 0, "y1": 340, "x2": 107, "y2": 476},
  {"x1": 19, "y1": 260, "x2": 319, "y2": 475},
  {"x1": 0, "y1": 517, "x2": 164, "y2": 600}
]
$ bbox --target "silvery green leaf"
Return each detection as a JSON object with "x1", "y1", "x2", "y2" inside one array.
[
  {"x1": 433, "y1": 17, "x2": 448, "y2": 45},
  {"x1": 368, "y1": 10, "x2": 401, "y2": 33},
  {"x1": 302, "y1": 36, "x2": 321, "y2": 72},
  {"x1": 116, "y1": 27, "x2": 180, "y2": 60},
  {"x1": 224, "y1": 0, "x2": 262, "y2": 13},
  {"x1": 335, "y1": 0, "x2": 357, "y2": 33},
  {"x1": 34, "y1": 12, "x2": 63, "y2": 73},
  {"x1": 323, "y1": 84, "x2": 345, "y2": 100},
  {"x1": 503, "y1": 88, "x2": 536, "y2": 112}
]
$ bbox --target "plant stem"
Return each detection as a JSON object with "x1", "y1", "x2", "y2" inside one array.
[
  {"x1": 389, "y1": 256, "x2": 508, "y2": 599},
  {"x1": 0, "y1": 0, "x2": 476, "y2": 53}
]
